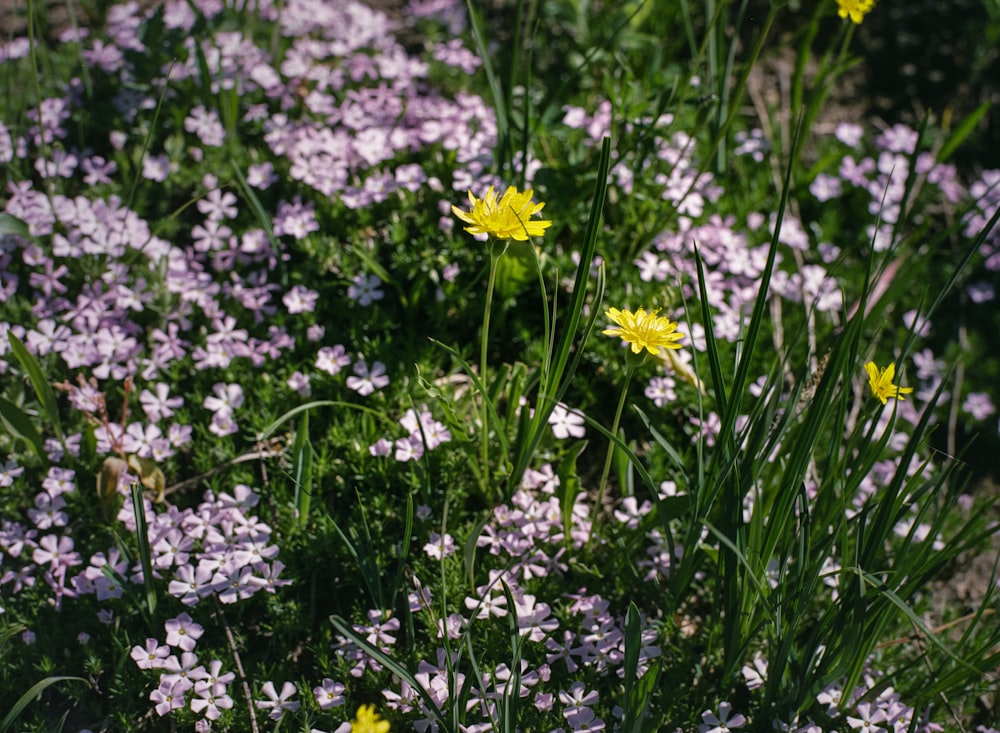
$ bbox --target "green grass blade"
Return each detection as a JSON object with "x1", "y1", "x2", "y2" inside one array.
[
  {"x1": 130, "y1": 483, "x2": 158, "y2": 619},
  {"x1": 291, "y1": 411, "x2": 313, "y2": 527},
  {"x1": 937, "y1": 102, "x2": 990, "y2": 163},
  {"x1": 0, "y1": 676, "x2": 88, "y2": 733},
  {"x1": 0, "y1": 395, "x2": 48, "y2": 463},
  {"x1": 7, "y1": 331, "x2": 63, "y2": 442}
]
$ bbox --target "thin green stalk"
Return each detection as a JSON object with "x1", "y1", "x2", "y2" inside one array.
[{"x1": 480, "y1": 241, "x2": 507, "y2": 494}]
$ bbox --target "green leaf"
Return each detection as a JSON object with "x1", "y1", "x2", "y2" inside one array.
[
  {"x1": 0, "y1": 676, "x2": 88, "y2": 733},
  {"x1": 937, "y1": 102, "x2": 990, "y2": 163},
  {"x1": 0, "y1": 396, "x2": 47, "y2": 463},
  {"x1": 291, "y1": 411, "x2": 313, "y2": 527},
  {"x1": 0, "y1": 213, "x2": 29, "y2": 237},
  {"x1": 7, "y1": 332, "x2": 63, "y2": 442},
  {"x1": 130, "y1": 483, "x2": 158, "y2": 619}
]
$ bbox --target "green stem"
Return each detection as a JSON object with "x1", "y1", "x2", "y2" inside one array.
[
  {"x1": 588, "y1": 363, "x2": 635, "y2": 547},
  {"x1": 479, "y1": 242, "x2": 506, "y2": 497}
]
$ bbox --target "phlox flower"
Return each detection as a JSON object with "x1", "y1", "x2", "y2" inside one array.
[
  {"x1": 32, "y1": 534, "x2": 82, "y2": 571},
  {"x1": 140, "y1": 383, "x2": 184, "y2": 422},
  {"x1": 164, "y1": 612, "x2": 204, "y2": 652},
  {"x1": 962, "y1": 392, "x2": 995, "y2": 420},
  {"x1": 287, "y1": 370, "x2": 312, "y2": 397},
  {"x1": 0, "y1": 459, "x2": 24, "y2": 487},
  {"x1": 699, "y1": 701, "x2": 747, "y2": 733},
  {"x1": 451, "y1": 185, "x2": 551, "y2": 241},
  {"x1": 846, "y1": 702, "x2": 888, "y2": 732},
  {"x1": 548, "y1": 403, "x2": 586, "y2": 439},
  {"x1": 150, "y1": 679, "x2": 187, "y2": 716},
  {"x1": 864, "y1": 362, "x2": 913, "y2": 405},
  {"x1": 423, "y1": 532, "x2": 456, "y2": 559},
  {"x1": 283, "y1": 284, "x2": 319, "y2": 314},
  {"x1": 313, "y1": 678, "x2": 346, "y2": 709},
  {"x1": 347, "y1": 359, "x2": 389, "y2": 396},
  {"x1": 256, "y1": 680, "x2": 300, "y2": 721},
  {"x1": 131, "y1": 638, "x2": 171, "y2": 670},
  {"x1": 317, "y1": 344, "x2": 352, "y2": 375},
  {"x1": 28, "y1": 491, "x2": 68, "y2": 530},
  {"x1": 191, "y1": 680, "x2": 234, "y2": 720},
  {"x1": 348, "y1": 273, "x2": 385, "y2": 306},
  {"x1": 203, "y1": 382, "x2": 244, "y2": 415}
]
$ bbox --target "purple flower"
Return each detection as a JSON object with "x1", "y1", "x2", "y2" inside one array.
[
  {"x1": 963, "y1": 392, "x2": 996, "y2": 421},
  {"x1": 150, "y1": 679, "x2": 187, "y2": 716},
  {"x1": 548, "y1": 403, "x2": 586, "y2": 439},
  {"x1": 317, "y1": 344, "x2": 352, "y2": 375},
  {"x1": 313, "y1": 678, "x2": 346, "y2": 709},
  {"x1": 185, "y1": 106, "x2": 226, "y2": 147},
  {"x1": 283, "y1": 284, "x2": 319, "y2": 314},
  {"x1": 699, "y1": 702, "x2": 747, "y2": 733},
  {"x1": 346, "y1": 359, "x2": 389, "y2": 396},
  {"x1": 164, "y1": 612, "x2": 204, "y2": 652},
  {"x1": 256, "y1": 681, "x2": 300, "y2": 721},
  {"x1": 131, "y1": 638, "x2": 171, "y2": 670},
  {"x1": 347, "y1": 273, "x2": 385, "y2": 306}
]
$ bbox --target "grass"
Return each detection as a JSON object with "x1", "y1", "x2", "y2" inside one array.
[{"x1": 0, "y1": 0, "x2": 999, "y2": 731}]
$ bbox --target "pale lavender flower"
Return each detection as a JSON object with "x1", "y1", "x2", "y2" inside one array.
[
  {"x1": 203, "y1": 382, "x2": 244, "y2": 416},
  {"x1": 131, "y1": 638, "x2": 171, "y2": 670},
  {"x1": 846, "y1": 702, "x2": 888, "y2": 732},
  {"x1": 835, "y1": 122, "x2": 864, "y2": 147},
  {"x1": 347, "y1": 273, "x2": 385, "y2": 306},
  {"x1": 283, "y1": 284, "x2": 319, "y2": 314},
  {"x1": 0, "y1": 460, "x2": 24, "y2": 487},
  {"x1": 142, "y1": 154, "x2": 171, "y2": 182},
  {"x1": 810, "y1": 173, "x2": 842, "y2": 201},
  {"x1": 699, "y1": 702, "x2": 747, "y2": 733},
  {"x1": 423, "y1": 532, "x2": 456, "y2": 559},
  {"x1": 150, "y1": 679, "x2": 188, "y2": 716},
  {"x1": 190, "y1": 680, "x2": 234, "y2": 720},
  {"x1": 644, "y1": 376, "x2": 677, "y2": 407},
  {"x1": 256, "y1": 681, "x2": 300, "y2": 721},
  {"x1": 185, "y1": 106, "x2": 225, "y2": 147},
  {"x1": 346, "y1": 359, "x2": 389, "y2": 396},
  {"x1": 165, "y1": 612, "x2": 204, "y2": 652},
  {"x1": 548, "y1": 403, "x2": 586, "y2": 439},
  {"x1": 968, "y1": 281, "x2": 995, "y2": 303},
  {"x1": 313, "y1": 678, "x2": 346, "y2": 709},
  {"x1": 963, "y1": 392, "x2": 995, "y2": 421},
  {"x1": 316, "y1": 344, "x2": 351, "y2": 375},
  {"x1": 140, "y1": 383, "x2": 184, "y2": 422}
]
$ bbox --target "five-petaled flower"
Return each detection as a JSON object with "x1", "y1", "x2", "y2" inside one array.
[
  {"x1": 865, "y1": 361, "x2": 913, "y2": 405},
  {"x1": 603, "y1": 307, "x2": 685, "y2": 357},
  {"x1": 349, "y1": 703, "x2": 391, "y2": 733},
  {"x1": 451, "y1": 185, "x2": 551, "y2": 241},
  {"x1": 836, "y1": 0, "x2": 875, "y2": 24}
]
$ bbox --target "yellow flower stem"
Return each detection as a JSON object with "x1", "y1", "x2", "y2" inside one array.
[
  {"x1": 587, "y1": 360, "x2": 637, "y2": 549},
  {"x1": 479, "y1": 240, "x2": 507, "y2": 492}
]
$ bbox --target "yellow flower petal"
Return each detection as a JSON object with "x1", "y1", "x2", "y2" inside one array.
[
  {"x1": 451, "y1": 185, "x2": 552, "y2": 241},
  {"x1": 603, "y1": 307, "x2": 685, "y2": 357}
]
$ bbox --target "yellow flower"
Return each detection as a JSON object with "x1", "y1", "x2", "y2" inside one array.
[
  {"x1": 864, "y1": 361, "x2": 913, "y2": 405},
  {"x1": 603, "y1": 307, "x2": 685, "y2": 356},
  {"x1": 451, "y1": 185, "x2": 552, "y2": 241},
  {"x1": 836, "y1": 0, "x2": 875, "y2": 24},
  {"x1": 349, "y1": 704, "x2": 390, "y2": 733}
]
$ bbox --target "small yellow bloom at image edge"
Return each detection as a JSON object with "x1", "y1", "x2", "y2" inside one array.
[
  {"x1": 836, "y1": 0, "x2": 875, "y2": 24},
  {"x1": 864, "y1": 361, "x2": 913, "y2": 405},
  {"x1": 349, "y1": 704, "x2": 390, "y2": 733},
  {"x1": 450, "y1": 185, "x2": 552, "y2": 241}
]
